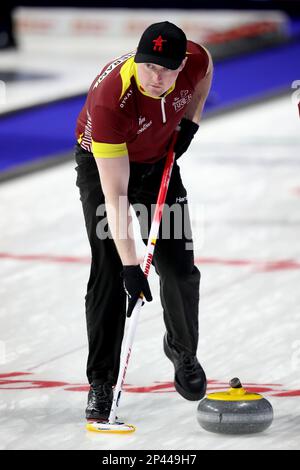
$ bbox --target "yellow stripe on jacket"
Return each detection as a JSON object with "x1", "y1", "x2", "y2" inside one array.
[{"x1": 92, "y1": 140, "x2": 128, "y2": 158}]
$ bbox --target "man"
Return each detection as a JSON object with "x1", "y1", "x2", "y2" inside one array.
[
  {"x1": 75, "y1": 21, "x2": 213, "y2": 420},
  {"x1": 0, "y1": 3, "x2": 17, "y2": 49}
]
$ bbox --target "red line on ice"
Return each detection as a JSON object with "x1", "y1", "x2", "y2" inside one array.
[
  {"x1": 0, "y1": 372, "x2": 299, "y2": 397},
  {"x1": 0, "y1": 252, "x2": 90, "y2": 264},
  {"x1": 1, "y1": 252, "x2": 300, "y2": 272}
]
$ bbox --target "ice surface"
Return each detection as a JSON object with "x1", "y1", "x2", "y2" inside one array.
[{"x1": 0, "y1": 95, "x2": 300, "y2": 450}]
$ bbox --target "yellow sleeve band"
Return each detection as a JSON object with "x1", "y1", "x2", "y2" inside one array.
[{"x1": 92, "y1": 140, "x2": 128, "y2": 158}]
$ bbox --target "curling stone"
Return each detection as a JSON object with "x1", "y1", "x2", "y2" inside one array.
[{"x1": 197, "y1": 378, "x2": 273, "y2": 435}]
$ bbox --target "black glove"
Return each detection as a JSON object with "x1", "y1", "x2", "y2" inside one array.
[
  {"x1": 174, "y1": 118, "x2": 199, "y2": 160},
  {"x1": 121, "y1": 265, "x2": 153, "y2": 317}
]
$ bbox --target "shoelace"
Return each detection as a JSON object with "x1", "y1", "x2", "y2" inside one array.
[
  {"x1": 92, "y1": 384, "x2": 112, "y2": 404},
  {"x1": 179, "y1": 353, "x2": 200, "y2": 375}
]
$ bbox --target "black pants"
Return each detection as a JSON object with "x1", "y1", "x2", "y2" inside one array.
[{"x1": 74, "y1": 144, "x2": 201, "y2": 385}]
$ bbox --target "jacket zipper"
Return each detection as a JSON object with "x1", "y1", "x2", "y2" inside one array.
[{"x1": 161, "y1": 97, "x2": 166, "y2": 124}]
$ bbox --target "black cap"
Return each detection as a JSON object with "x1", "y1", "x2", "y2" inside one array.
[{"x1": 135, "y1": 21, "x2": 187, "y2": 70}]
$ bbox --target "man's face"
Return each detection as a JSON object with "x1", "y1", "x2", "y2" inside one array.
[{"x1": 137, "y1": 58, "x2": 187, "y2": 97}]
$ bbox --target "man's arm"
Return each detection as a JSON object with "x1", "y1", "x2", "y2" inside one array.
[
  {"x1": 174, "y1": 49, "x2": 213, "y2": 159},
  {"x1": 95, "y1": 155, "x2": 138, "y2": 266},
  {"x1": 184, "y1": 49, "x2": 213, "y2": 124}
]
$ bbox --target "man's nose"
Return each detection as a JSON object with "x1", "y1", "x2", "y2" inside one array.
[{"x1": 153, "y1": 70, "x2": 162, "y2": 82}]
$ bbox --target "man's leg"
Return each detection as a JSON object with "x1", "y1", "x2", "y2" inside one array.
[
  {"x1": 130, "y1": 160, "x2": 200, "y2": 353},
  {"x1": 129, "y1": 160, "x2": 205, "y2": 400},
  {"x1": 75, "y1": 146, "x2": 126, "y2": 386}
]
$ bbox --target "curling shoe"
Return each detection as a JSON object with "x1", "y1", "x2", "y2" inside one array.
[
  {"x1": 85, "y1": 381, "x2": 113, "y2": 421},
  {"x1": 164, "y1": 333, "x2": 207, "y2": 401}
]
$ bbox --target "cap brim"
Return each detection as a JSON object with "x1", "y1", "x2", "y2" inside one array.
[{"x1": 134, "y1": 53, "x2": 182, "y2": 71}]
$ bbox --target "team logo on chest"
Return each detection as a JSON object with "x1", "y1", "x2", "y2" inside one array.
[
  {"x1": 172, "y1": 90, "x2": 192, "y2": 112},
  {"x1": 137, "y1": 115, "x2": 152, "y2": 135}
]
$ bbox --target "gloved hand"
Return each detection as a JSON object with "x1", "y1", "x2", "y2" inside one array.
[
  {"x1": 174, "y1": 118, "x2": 199, "y2": 160},
  {"x1": 121, "y1": 265, "x2": 153, "y2": 317}
]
